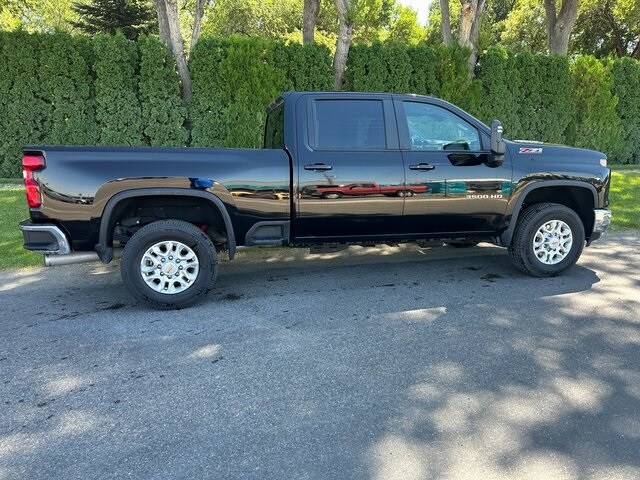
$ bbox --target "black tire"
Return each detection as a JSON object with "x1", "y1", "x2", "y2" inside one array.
[
  {"x1": 508, "y1": 202, "x2": 584, "y2": 277},
  {"x1": 446, "y1": 241, "x2": 479, "y2": 248},
  {"x1": 322, "y1": 192, "x2": 343, "y2": 199},
  {"x1": 121, "y1": 219, "x2": 218, "y2": 309}
]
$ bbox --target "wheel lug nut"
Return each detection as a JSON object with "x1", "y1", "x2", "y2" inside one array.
[
  {"x1": 161, "y1": 258, "x2": 165, "y2": 262},
  {"x1": 169, "y1": 256, "x2": 173, "y2": 260}
]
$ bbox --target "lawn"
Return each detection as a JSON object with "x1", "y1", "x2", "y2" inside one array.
[
  {"x1": 0, "y1": 171, "x2": 638, "y2": 269},
  {"x1": 0, "y1": 188, "x2": 41, "y2": 269},
  {"x1": 609, "y1": 171, "x2": 640, "y2": 230}
]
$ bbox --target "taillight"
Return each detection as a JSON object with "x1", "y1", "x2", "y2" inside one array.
[{"x1": 22, "y1": 154, "x2": 46, "y2": 208}]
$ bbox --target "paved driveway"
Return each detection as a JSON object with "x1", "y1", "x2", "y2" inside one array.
[{"x1": 1, "y1": 233, "x2": 639, "y2": 479}]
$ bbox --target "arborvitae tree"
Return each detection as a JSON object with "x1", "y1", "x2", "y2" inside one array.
[
  {"x1": 407, "y1": 44, "x2": 439, "y2": 97},
  {"x1": 0, "y1": 32, "x2": 51, "y2": 178},
  {"x1": 212, "y1": 38, "x2": 286, "y2": 147},
  {"x1": 569, "y1": 56, "x2": 622, "y2": 155},
  {"x1": 189, "y1": 37, "x2": 231, "y2": 148},
  {"x1": 92, "y1": 33, "x2": 144, "y2": 145},
  {"x1": 435, "y1": 44, "x2": 482, "y2": 115},
  {"x1": 138, "y1": 34, "x2": 187, "y2": 146},
  {"x1": 536, "y1": 55, "x2": 574, "y2": 143},
  {"x1": 476, "y1": 46, "x2": 523, "y2": 138},
  {"x1": 273, "y1": 42, "x2": 333, "y2": 92},
  {"x1": 39, "y1": 33, "x2": 98, "y2": 146},
  {"x1": 72, "y1": 0, "x2": 156, "y2": 40},
  {"x1": 612, "y1": 58, "x2": 640, "y2": 164}
]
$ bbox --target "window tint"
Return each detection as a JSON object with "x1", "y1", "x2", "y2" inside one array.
[
  {"x1": 404, "y1": 102, "x2": 481, "y2": 151},
  {"x1": 313, "y1": 99, "x2": 386, "y2": 150},
  {"x1": 264, "y1": 101, "x2": 285, "y2": 149}
]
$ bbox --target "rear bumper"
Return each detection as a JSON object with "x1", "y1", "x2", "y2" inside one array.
[
  {"x1": 19, "y1": 221, "x2": 71, "y2": 254},
  {"x1": 588, "y1": 209, "x2": 612, "y2": 244}
]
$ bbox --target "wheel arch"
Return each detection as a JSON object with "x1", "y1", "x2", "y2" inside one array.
[
  {"x1": 96, "y1": 188, "x2": 237, "y2": 263},
  {"x1": 500, "y1": 181, "x2": 597, "y2": 247}
]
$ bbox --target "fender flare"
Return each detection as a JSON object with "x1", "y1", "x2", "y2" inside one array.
[
  {"x1": 499, "y1": 180, "x2": 598, "y2": 247},
  {"x1": 95, "y1": 188, "x2": 236, "y2": 263}
]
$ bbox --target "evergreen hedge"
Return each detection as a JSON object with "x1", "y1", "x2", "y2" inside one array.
[
  {"x1": 612, "y1": 58, "x2": 640, "y2": 164},
  {"x1": 569, "y1": 56, "x2": 622, "y2": 155},
  {"x1": 0, "y1": 30, "x2": 639, "y2": 177},
  {"x1": 92, "y1": 33, "x2": 144, "y2": 146}
]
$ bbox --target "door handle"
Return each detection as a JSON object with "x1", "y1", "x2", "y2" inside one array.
[
  {"x1": 409, "y1": 163, "x2": 435, "y2": 171},
  {"x1": 304, "y1": 163, "x2": 333, "y2": 171}
]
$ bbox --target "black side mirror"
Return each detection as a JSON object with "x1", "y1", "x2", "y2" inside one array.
[
  {"x1": 488, "y1": 120, "x2": 506, "y2": 167},
  {"x1": 490, "y1": 120, "x2": 506, "y2": 155}
]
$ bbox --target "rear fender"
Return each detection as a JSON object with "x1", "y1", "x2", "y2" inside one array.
[{"x1": 95, "y1": 188, "x2": 236, "y2": 263}]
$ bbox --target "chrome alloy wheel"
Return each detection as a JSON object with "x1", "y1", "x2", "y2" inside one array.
[
  {"x1": 532, "y1": 220, "x2": 573, "y2": 265},
  {"x1": 140, "y1": 240, "x2": 199, "y2": 294}
]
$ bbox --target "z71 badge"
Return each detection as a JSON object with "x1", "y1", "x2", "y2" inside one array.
[{"x1": 519, "y1": 147, "x2": 543, "y2": 154}]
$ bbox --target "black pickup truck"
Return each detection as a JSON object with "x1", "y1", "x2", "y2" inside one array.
[{"x1": 20, "y1": 91, "x2": 612, "y2": 308}]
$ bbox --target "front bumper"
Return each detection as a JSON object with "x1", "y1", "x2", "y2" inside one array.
[
  {"x1": 588, "y1": 209, "x2": 612, "y2": 244},
  {"x1": 19, "y1": 221, "x2": 71, "y2": 254}
]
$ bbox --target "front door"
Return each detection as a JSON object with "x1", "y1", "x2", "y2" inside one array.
[
  {"x1": 394, "y1": 99, "x2": 512, "y2": 235},
  {"x1": 295, "y1": 96, "x2": 405, "y2": 239}
]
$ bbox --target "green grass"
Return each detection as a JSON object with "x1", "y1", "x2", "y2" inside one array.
[
  {"x1": 609, "y1": 171, "x2": 640, "y2": 230},
  {"x1": 0, "y1": 171, "x2": 638, "y2": 269},
  {"x1": 0, "y1": 188, "x2": 41, "y2": 269},
  {"x1": 610, "y1": 164, "x2": 640, "y2": 171},
  {"x1": 0, "y1": 178, "x2": 22, "y2": 184}
]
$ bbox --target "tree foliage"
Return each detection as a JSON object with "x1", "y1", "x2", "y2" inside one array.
[
  {"x1": 569, "y1": 55, "x2": 622, "y2": 154},
  {"x1": 92, "y1": 33, "x2": 144, "y2": 145},
  {"x1": 138, "y1": 34, "x2": 188, "y2": 146},
  {"x1": 611, "y1": 57, "x2": 640, "y2": 163},
  {"x1": 72, "y1": 0, "x2": 156, "y2": 39},
  {"x1": 572, "y1": 0, "x2": 640, "y2": 58}
]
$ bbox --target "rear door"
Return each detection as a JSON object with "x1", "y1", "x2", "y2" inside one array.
[
  {"x1": 295, "y1": 95, "x2": 405, "y2": 239},
  {"x1": 395, "y1": 98, "x2": 512, "y2": 235}
]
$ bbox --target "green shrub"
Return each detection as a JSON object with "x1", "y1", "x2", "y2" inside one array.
[
  {"x1": 191, "y1": 37, "x2": 295, "y2": 148},
  {"x1": 189, "y1": 37, "x2": 228, "y2": 148},
  {"x1": 39, "y1": 33, "x2": 98, "y2": 146},
  {"x1": 611, "y1": 57, "x2": 640, "y2": 164},
  {"x1": 569, "y1": 56, "x2": 622, "y2": 155},
  {"x1": 92, "y1": 33, "x2": 143, "y2": 145},
  {"x1": 138, "y1": 35, "x2": 188, "y2": 146},
  {"x1": 0, "y1": 31, "x2": 51, "y2": 178},
  {"x1": 476, "y1": 46, "x2": 523, "y2": 138},
  {"x1": 273, "y1": 42, "x2": 333, "y2": 91},
  {"x1": 406, "y1": 44, "x2": 439, "y2": 96}
]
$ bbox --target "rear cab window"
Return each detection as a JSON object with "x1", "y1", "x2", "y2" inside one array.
[{"x1": 310, "y1": 99, "x2": 387, "y2": 151}]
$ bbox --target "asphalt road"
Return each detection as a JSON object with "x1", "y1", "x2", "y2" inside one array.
[{"x1": 1, "y1": 232, "x2": 639, "y2": 480}]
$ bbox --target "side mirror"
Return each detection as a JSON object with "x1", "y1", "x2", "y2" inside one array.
[
  {"x1": 490, "y1": 120, "x2": 506, "y2": 155},
  {"x1": 488, "y1": 120, "x2": 506, "y2": 167}
]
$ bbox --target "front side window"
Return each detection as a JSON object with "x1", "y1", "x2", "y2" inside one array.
[
  {"x1": 313, "y1": 99, "x2": 386, "y2": 150},
  {"x1": 404, "y1": 102, "x2": 481, "y2": 151}
]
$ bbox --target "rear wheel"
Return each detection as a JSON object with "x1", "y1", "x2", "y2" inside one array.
[
  {"x1": 121, "y1": 219, "x2": 218, "y2": 309},
  {"x1": 508, "y1": 203, "x2": 584, "y2": 277},
  {"x1": 322, "y1": 192, "x2": 343, "y2": 199}
]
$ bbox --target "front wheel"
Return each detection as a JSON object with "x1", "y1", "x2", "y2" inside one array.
[
  {"x1": 508, "y1": 203, "x2": 584, "y2": 277},
  {"x1": 121, "y1": 219, "x2": 218, "y2": 309}
]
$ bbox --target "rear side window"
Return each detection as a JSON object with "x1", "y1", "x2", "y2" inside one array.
[
  {"x1": 264, "y1": 101, "x2": 285, "y2": 149},
  {"x1": 312, "y1": 99, "x2": 386, "y2": 150}
]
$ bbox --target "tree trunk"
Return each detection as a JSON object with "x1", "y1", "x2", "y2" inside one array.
[
  {"x1": 544, "y1": 0, "x2": 578, "y2": 55},
  {"x1": 152, "y1": 0, "x2": 171, "y2": 49},
  {"x1": 440, "y1": 0, "x2": 453, "y2": 46},
  {"x1": 303, "y1": 0, "x2": 321, "y2": 45},
  {"x1": 333, "y1": 0, "x2": 354, "y2": 90},
  {"x1": 458, "y1": 0, "x2": 486, "y2": 77},
  {"x1": 190, "y1": 0, "x2": 206, "y2": 55},
  {"x1": 153, "y1": 0, "x2": 192, "y2": 101}
]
